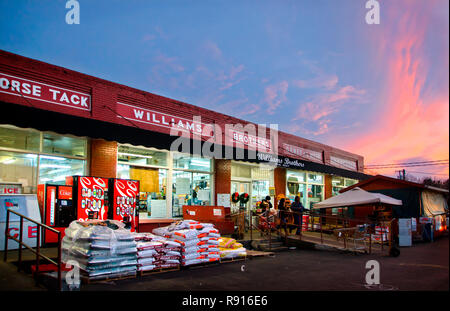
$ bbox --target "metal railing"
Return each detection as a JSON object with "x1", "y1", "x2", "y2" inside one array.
[
  {"x1": 244, "y1": 208, "x2": 393, "y2": 254},
  {"x1": 3, "y1": 209, "x2": 62, "y2": 291}
]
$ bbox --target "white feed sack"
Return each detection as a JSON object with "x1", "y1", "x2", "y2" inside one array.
[{"x1": 62, "y1": 220, "x2": 138, "y2": 278}]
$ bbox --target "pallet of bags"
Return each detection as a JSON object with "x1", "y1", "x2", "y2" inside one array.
[
  {"x1": 135, "y1": 233, "x2": 182, "y2": 273},
  {"x1": 151, "y1": 221, "x2": 221, "y2": 267},
  {"x1": 168, "y1": 223, "x2": 221, "y2": 266},
  {"x1": 218, "y1": 237, "x2": 247, "y2": 261},
  {"x1": 62, "y1": 220, "x2": 138, "y2": 281}
]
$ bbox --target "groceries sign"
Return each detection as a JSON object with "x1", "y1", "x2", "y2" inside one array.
[{"x1": 0, "y1": 72, "x2": 91, "y2": 111}]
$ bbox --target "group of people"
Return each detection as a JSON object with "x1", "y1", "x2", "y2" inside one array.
[{"x1": 260, "y1": 195, "x2": 308, "y2": 236}]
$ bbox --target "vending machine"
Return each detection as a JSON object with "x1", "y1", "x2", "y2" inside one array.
[
  {"x1": 38, "y1": 184, "x2": 74, "y2": 244},
  {"x1": 108, "y1": 178, "x2": 140, "y2": 232},
  {"x1": 68, "y1": 176, "x2": 110, "y2": 222}
]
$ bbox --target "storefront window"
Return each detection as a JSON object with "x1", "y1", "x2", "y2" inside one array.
[
  {"x1": 287, "y1": 171, "x2": 305, "y2": 183},
  {"x1": 39, "y1": 155, "x2": 85, "y2": 184},
  {"x1": 173, "y1": 154, "x2": 211, "y2": 171},
  {"x1": 172, "y1": 171, "x2": 211, "y2": 217},
  {"x1": 117, "y1": 163, "x2": 168, "y2": 219},
  {"x1": 308, "y1": 173, "x2": 323, "y2": 184},
  {"x1": 42, "y1": 132, "x2": 87, "y2": 158},
  {"x1": 332, "y1": 176, "x2": 359, "y2": 197},
  {"x1": 118, "y1": 145, "x2": 168, "y2": 167},
  {"x1": 307, "y1": 184, "x2": 323, "y2": 209},
  {"x1": 287, "y1": 182, "x2": 307, "y2": 208},
  {"x1": 0, "y1": 125, "x2": 40, "y2": 152},
  {"x1": 0, "y1": 151, "x2": 38, "y2": 193},
  {"x1": 345, "y1": 178, "x2": 358, "y2": 187},
  {"x1": 286, "y1": 170, "x2": 324, "y2": 210},
  {"x1": 0, "y1": 125, "x2": 88, "y2": 194}
]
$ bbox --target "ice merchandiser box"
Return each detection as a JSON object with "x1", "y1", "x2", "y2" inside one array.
[{"x1": 0, "y1": 194, "x2": 41, "y2": 250}]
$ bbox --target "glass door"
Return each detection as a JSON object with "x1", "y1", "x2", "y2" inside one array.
[{"x1": 231, "y1": 181, "x2": 250, "y2": 213}]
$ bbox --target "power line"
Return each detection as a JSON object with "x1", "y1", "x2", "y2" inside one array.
[
  {"x1": 405, "y1": 170, "x2": 450, "y2": 177},
  {"x1": 365, "y1": 159, "x2": 448, "y2": 168}
]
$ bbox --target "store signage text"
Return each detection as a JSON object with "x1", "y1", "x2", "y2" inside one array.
[
  {"x1": 116, "y1": 102, "x2": 215, "y2": 137},
  {"x1": 282, "y1": 143, "x2": 323, "y2": 162},
  {"x1": 228, "y1": 129, "x2": 272, "y2": 151},
  {"x1": 7, "y1": 226, "x2": 38, "y2": 239},
  {"x1": 257, "y1": 153, "x2": 305, "y2": 168},
  {"x1": 0, "y1": 185, "x2": 22, "y2": 194},
  {"x1": 0, "y1": 72, "x2": 91, "y2": 111}
]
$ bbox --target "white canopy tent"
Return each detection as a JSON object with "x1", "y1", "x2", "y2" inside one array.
[{"x1": 313, "y1": 187, "x2": 402, "y2": 209}]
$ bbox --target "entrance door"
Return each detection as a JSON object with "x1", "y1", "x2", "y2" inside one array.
[{"x1": 231, "y1": 181, "x2": 250, "y2": 212}]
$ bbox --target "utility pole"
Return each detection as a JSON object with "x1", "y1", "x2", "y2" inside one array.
[{"x1": 396, "y1": 169, "x2": 406, "y2": 180}]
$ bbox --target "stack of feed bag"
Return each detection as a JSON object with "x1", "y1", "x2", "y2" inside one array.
[
  {"x1": 134, "y1": 233, "x2": 182, "y2": 272},
  {"x1": 218, "y1": 237, "x2": 247, "y2": 260},
  {"x1": 152, "y1": 220, "x2": 221, "y2": 266},
  {"x1": 62, "y1": 220, "x2": 137, "y2": 280}
]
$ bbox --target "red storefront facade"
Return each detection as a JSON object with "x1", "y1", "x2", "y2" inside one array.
[{"x1": 0, "y1": 50, "x2": 370, "y2": 231}]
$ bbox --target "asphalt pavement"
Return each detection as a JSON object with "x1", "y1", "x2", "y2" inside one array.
[{"x1": 81, "y1": 236, "x2": 449, "y2": 291}]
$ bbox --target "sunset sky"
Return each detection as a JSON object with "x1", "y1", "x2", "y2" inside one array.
[{"x1": 0, "y1": 0, "x2": 448, "y2": 180}]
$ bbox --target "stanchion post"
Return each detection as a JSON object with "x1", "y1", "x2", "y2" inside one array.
[
  {"x1": 36, "y1": 224, "x2": 40, "y2": 278},
  {"x1": 320, "y1": 215, "x2": 323, "y2": 244},
  {"x1": 57, "y1": 232, "x2": 62, "y2": 291},
  {"x1": 18, "y1": 216, "x2": 23, "y2": 272},
  {"x1": 4, "y1": 210, "x2": 10, "y2": 262},
  {"x1": 250, "y1": 211, "x2": 253, "y2": 241}
]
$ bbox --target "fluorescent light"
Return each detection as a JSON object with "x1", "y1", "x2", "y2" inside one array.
[
  {"x1": 40, "y1": 155, "x2": 66, "y2": 161},
  {"x1": 119, "y1": 152, "x2": 153, "y2": 159},
  {"x1": 40, "y1": 164, "x2": 72, "y2": 169},
  {"x1": 2, "y1": 158, "x2": 16, "y2": 164},
  {"x1": 26, "y1": 154, "x2": 38, "y2": 159}
]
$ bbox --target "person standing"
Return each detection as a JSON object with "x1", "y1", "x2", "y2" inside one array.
[
  {"x1": 265, "y1": 196, "x2": 273, "y2": 210},
  {"x1": 278, "y1": 198, "x2": 288, "y2": 236},
  {"x1": 290, "y1": 196, "x2": 306, "y2": 235}
]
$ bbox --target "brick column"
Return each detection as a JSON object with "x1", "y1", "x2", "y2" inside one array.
[
  {"x1": 89, "y1": 139, "x2": 118, "y2": 178},
  {"x1": 214, "y1": 159, "x2": 231, "y2": 204},
  {"x1": 274, "y1": 167, "x2": 286, "y2": 207},
  {"x1": 324, "y1": 174, "x2": 333, "y2": 199}
]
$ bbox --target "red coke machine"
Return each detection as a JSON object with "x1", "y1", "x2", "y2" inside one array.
[
  {"x1": 108, "y1": 178, "x2": 140, "y2": 232},
  {"x1": 66, "y1": 176, "x2": 110, "y2": 222},
  {"x1": 39, "y1": 176, "x2": 140, "y2": 245},
  {"x1": 38, "y1": 184, "x2": 74, "y2": 244}
]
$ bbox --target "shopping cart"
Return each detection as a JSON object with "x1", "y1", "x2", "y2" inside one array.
[{"x1": 258, "y1": 211, "x2": 277, "y2": 231}]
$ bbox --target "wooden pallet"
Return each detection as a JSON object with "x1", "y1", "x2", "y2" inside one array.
[
  {"x1": 219, "y1": 256, "x2": 247, "y2": 263},
  {"x1": 246, "y1": 250, "x2": 275, "y2": 258},
  {"x1": 181, "y1": 260, "x2": 221, "y2": 270},
  {"x1": 138, "y1": 265, "x2": 180, "y2": 276},
  {"x1": 81, "y1": 272, "x2": 137, "y2": 284}
]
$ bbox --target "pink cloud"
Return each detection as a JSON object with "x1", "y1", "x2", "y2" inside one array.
[
  {"x1": 293, "y1": 85, "x2": 365, "y2": 122},
  {"x1": 264, "y1": 81, "x2": 289, "y2": 114},
  {"x1": 339, "y1": 1, "x2": 449, "y2": 178}
]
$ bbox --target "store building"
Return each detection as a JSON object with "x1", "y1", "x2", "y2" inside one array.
[{"x1": 0, "y1": 50, "x2": 370, "y2": 231}]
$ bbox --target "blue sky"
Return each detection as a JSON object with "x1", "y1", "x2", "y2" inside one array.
[{"x1": 1, "y1": 0, "x2": 448, "y2": 179}]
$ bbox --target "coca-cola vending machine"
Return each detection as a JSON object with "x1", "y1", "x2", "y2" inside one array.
[
  {"x1": 39, "y1": 184, "x2": 74, "y2": 244},
  {"x1": 108, "y1": 178, "x2": 140, "y2": 232},
  {"x1": 67, "y1": 176, "x2": 110, "y2": 222}
]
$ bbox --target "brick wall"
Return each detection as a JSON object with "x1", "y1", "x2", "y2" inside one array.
[
  {"x1": 324, "y1": 174, "x2": 333, "y2": 200},
  {"x1": 0, "y1": 49, "x2": 365, "y2": 171},
  {"x1": 214, "y1": 159, "x2": 231, "y2": 203},
  {"x1": 274, "y1": 167, "x2": 286, "y2": 207},
  {"x1": 89, "y1": 139, "x2": 118, "y2": 178}
]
